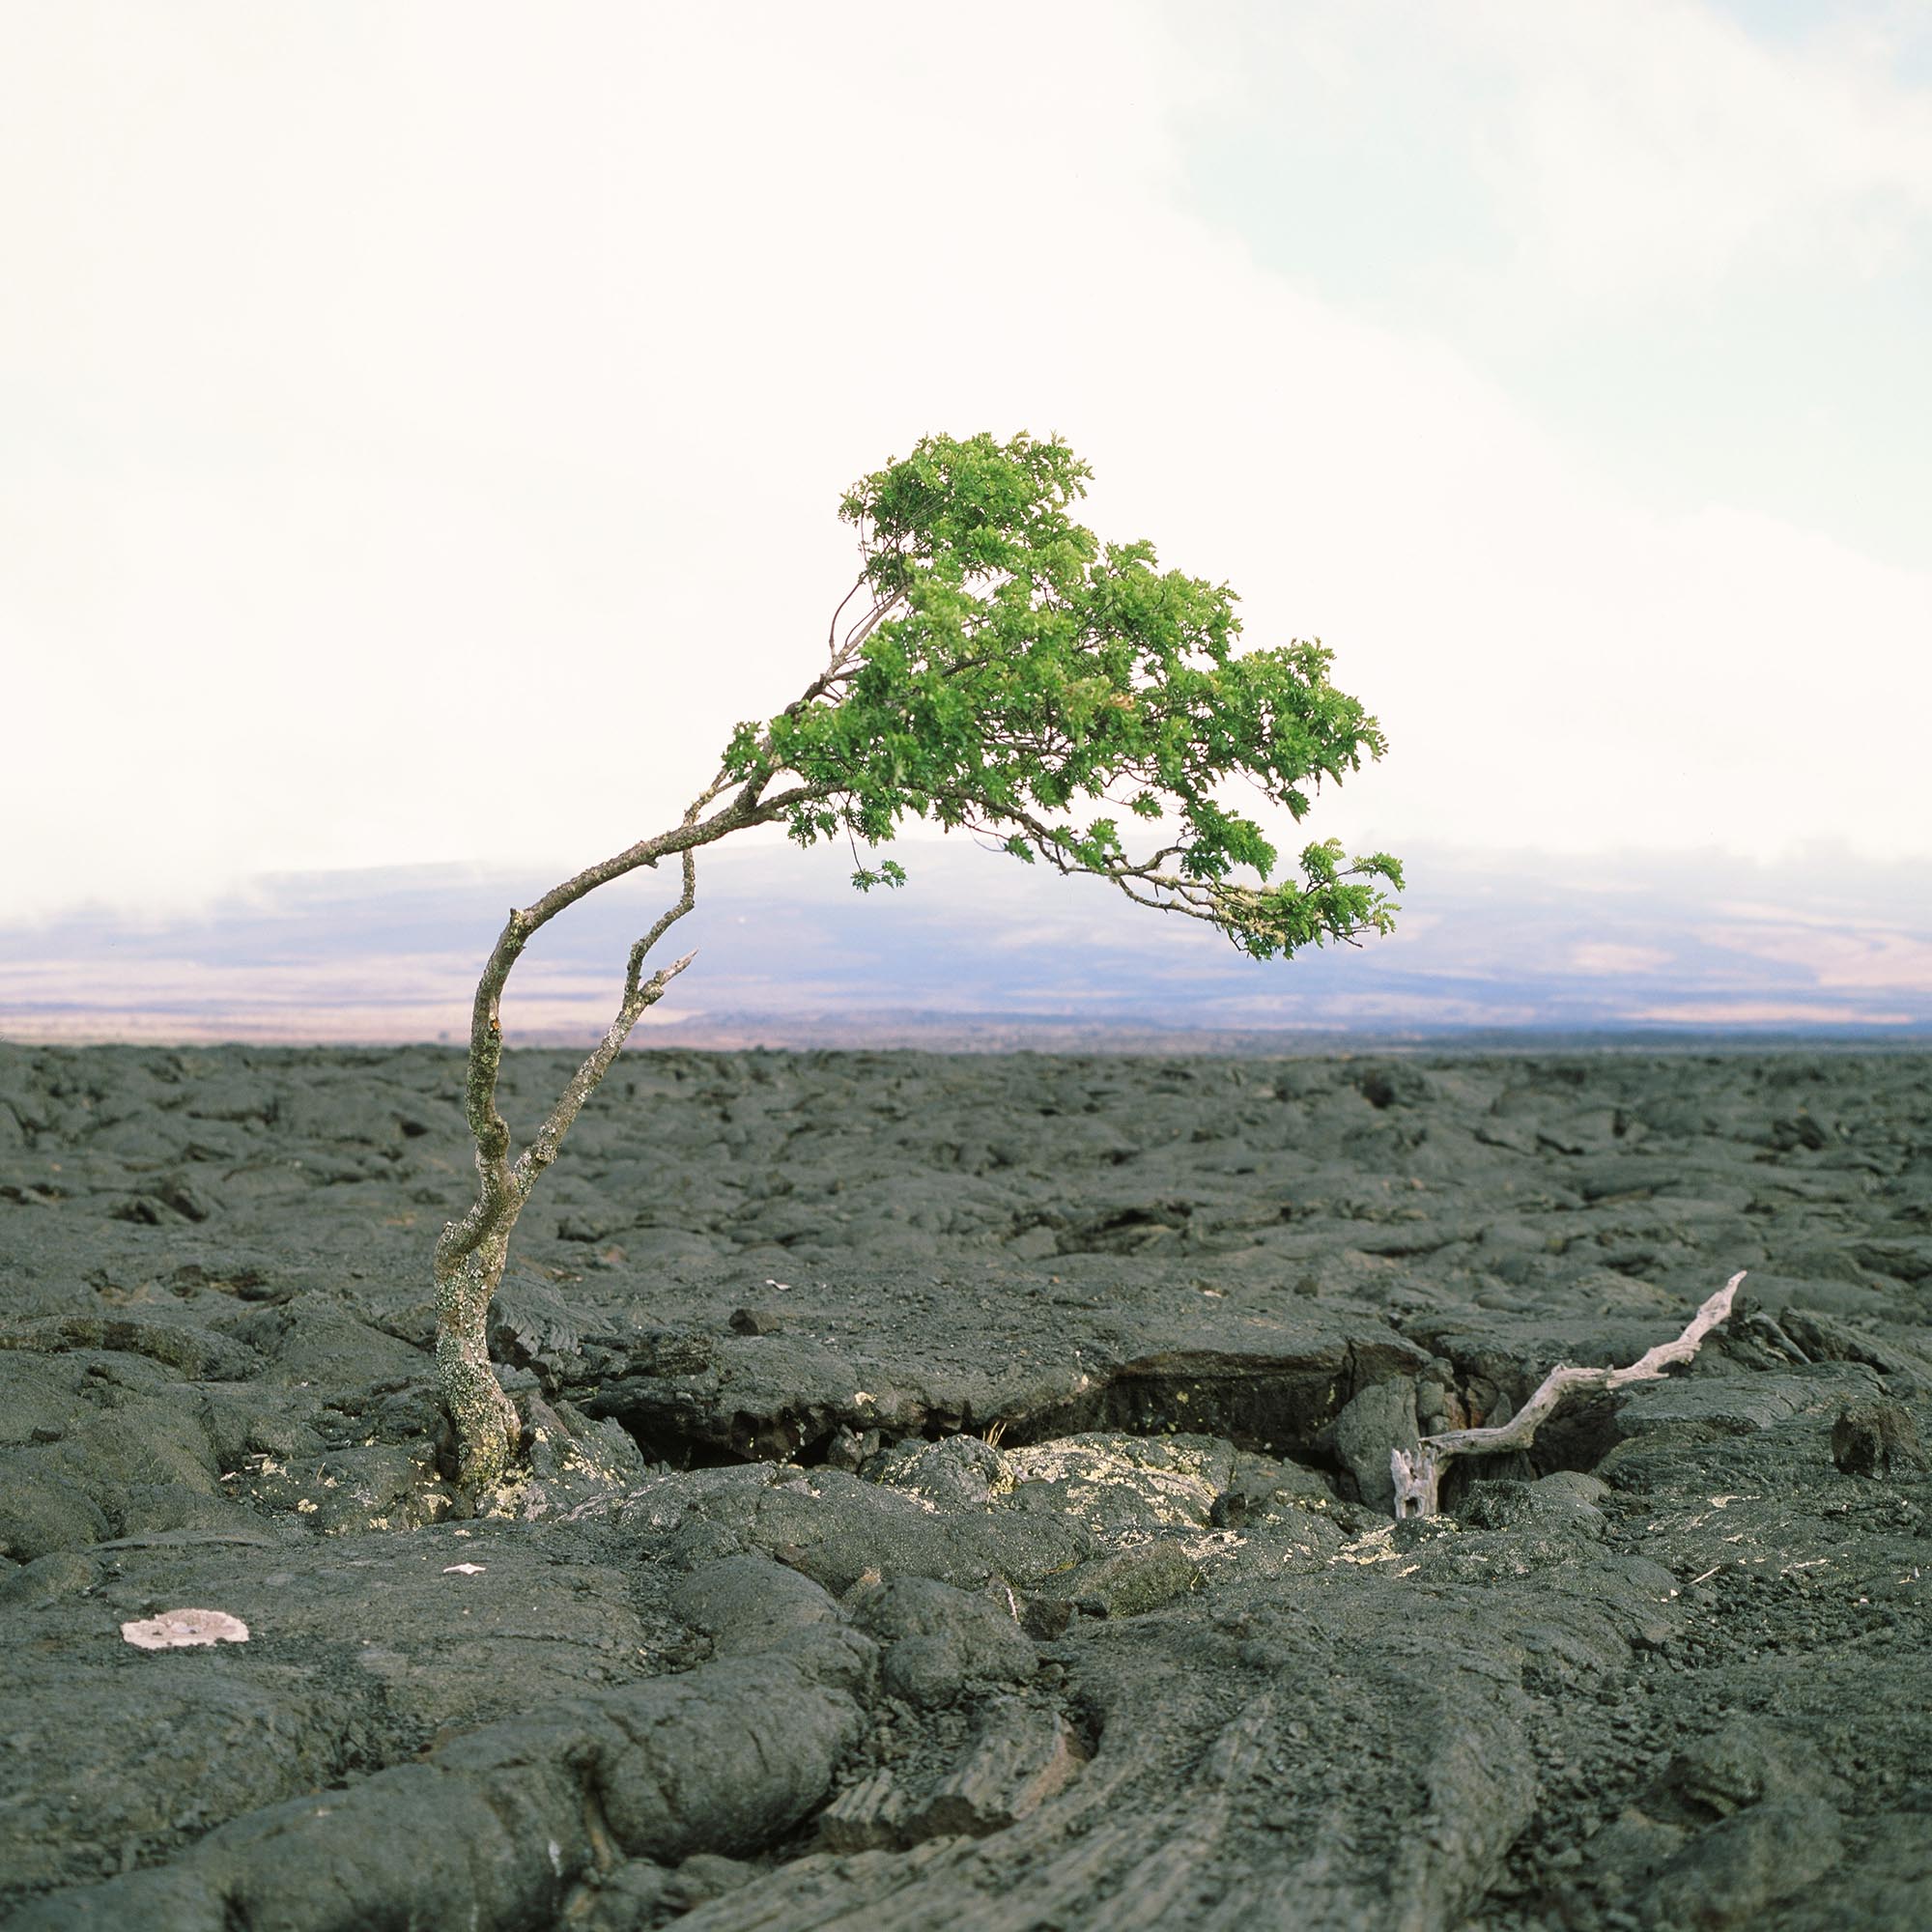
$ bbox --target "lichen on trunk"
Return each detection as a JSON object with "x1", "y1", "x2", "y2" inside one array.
[
  {"x1": 433, "y1": 1237, "x2": 520, "y2": 1492},
  {"x1": 434, "y1": 842, "x2": 707, "y2": 1496}
]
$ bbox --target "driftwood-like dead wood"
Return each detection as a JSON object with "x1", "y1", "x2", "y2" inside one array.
[{"x1": 1389, "y1": 1271, "x2": 1745, "y2": 1519}]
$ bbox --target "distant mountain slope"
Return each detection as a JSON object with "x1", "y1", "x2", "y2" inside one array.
[{"x1": 4, "y1": 841, "x2": 1928, "y2": 1044}]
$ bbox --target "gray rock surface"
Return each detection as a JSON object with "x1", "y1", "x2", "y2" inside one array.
[{"x1": 1, "y1": 1042, "x2": 1929, "y2": 1930}]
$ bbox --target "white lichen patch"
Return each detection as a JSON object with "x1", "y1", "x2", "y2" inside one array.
[
  {"x1": 1004, "y1": 1436, "x2": 1225, "y2": 1530},
  {"x1": 228, "y1": 1447, "x2": 452, "y2": 1535},
  {"x1": 1331, "y1": 1525, "x2": 1402, "y2": 1567},
  {"x1": 121, "y1": 1607, "x2": 250, "y2": 1650},
  {"x1": 1179, "y1": 1527, "x2": 1250, "y2": 1562}
]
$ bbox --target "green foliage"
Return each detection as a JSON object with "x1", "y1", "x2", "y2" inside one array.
[{"x1": 724, "y1": 431, "x2": 1401, "y2": 958}]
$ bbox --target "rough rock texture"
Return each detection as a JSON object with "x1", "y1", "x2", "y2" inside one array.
[{"x1": 1, "y1": 1042, "x2": 1929, "y2": 1930}]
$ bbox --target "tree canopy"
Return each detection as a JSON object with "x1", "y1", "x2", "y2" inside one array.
[{"x1": 723, "y1": 431, "x2": 1401, "y2": 957}]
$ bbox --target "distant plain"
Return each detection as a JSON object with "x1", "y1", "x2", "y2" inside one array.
[{"x1": 4, "y1": 841, "x2": 1928, "y2": 1049}]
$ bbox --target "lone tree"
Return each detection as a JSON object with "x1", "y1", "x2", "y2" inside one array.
[{"x1": 435, "y1": 432, "x2": 1403, "y2": 1493}]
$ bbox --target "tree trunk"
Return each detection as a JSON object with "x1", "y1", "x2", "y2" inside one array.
[
  {"x1": 435, "y1": 842, "x2": 712, "y2": 1495},
  {"x1": 433, "y1": 1227, "x2": 521, "y2": 1495}
]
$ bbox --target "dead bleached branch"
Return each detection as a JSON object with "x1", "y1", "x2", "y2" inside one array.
[{"x1": 1389, "y1": 1271, "x2": 1745, "y2": 1519}]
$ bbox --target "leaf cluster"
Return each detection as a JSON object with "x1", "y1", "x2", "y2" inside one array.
[{"x1": 723, "y1": 432, "x2": 1401, "y2": 957}]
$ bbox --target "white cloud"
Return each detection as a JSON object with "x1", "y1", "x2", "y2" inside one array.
[
  {"x1": 1205, "y1": 0, "x2": 1932, "y2": 319},
  {"x1": 1478, "y1": 0, "x2": 1932, "y2": 303},
  {"x1": 3, "y1": 0, "x2": 1927, "y2": 925}
]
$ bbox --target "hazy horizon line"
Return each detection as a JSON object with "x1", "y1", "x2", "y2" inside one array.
[{"x1": 5, "y1": 839, "x2": 1927, "y2": 1048}]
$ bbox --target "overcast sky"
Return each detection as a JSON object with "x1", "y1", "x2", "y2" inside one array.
[{"x1": 6, "y1": 0, "x2": 1929, "y2": 924}]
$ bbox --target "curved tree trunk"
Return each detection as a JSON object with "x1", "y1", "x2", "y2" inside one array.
[
  {"x1": 423, "y1": 571, "x2": 918, "y2": 1494},
  {"x1": 433, "y1": 1228, "x2": 522, "y2": 1494},
  {"x1": 435, "y1": 846, "x2": 704, "y2": 1495}
]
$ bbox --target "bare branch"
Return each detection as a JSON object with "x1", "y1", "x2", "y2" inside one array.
[
  {"x1": 722, "y1": 591, "x2": 899, "y2": 818},
  {"x1": 926, "y1": 791, "x2": 1363, "y2": 949},
  {"x1": 827, "y1": 573, "x2": 867, "y2": 652},
  {"x1": 434, "y1": 774, "x2": 829, "y2": 1493},
  {"x1": 513, "y1": 849, "x2": 699, "y2": 1202},
  {"x1": 1390, "y1": 1272, "x2": 1745, "y2": 1519},
  {"x1": 437, "y1": 783, "x2": 830, "y2": 1276},
  {"x1": 840, "y1": 593, "x2": 897, "y2": 658}
]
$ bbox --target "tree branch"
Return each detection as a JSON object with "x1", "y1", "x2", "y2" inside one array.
[
  {"x1": 435, "y1": 780, "x2": 831, "y2": 1280},
  {"x1": 1389, "y1": 1271, "x2": 1745, "y2": 1519},
  {"x1": 915, "y1": 792, "x2": 1390, "y2": 955},
  {"x1": 513, "y1": 848, "x2": 699, "y2": 1203}
]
